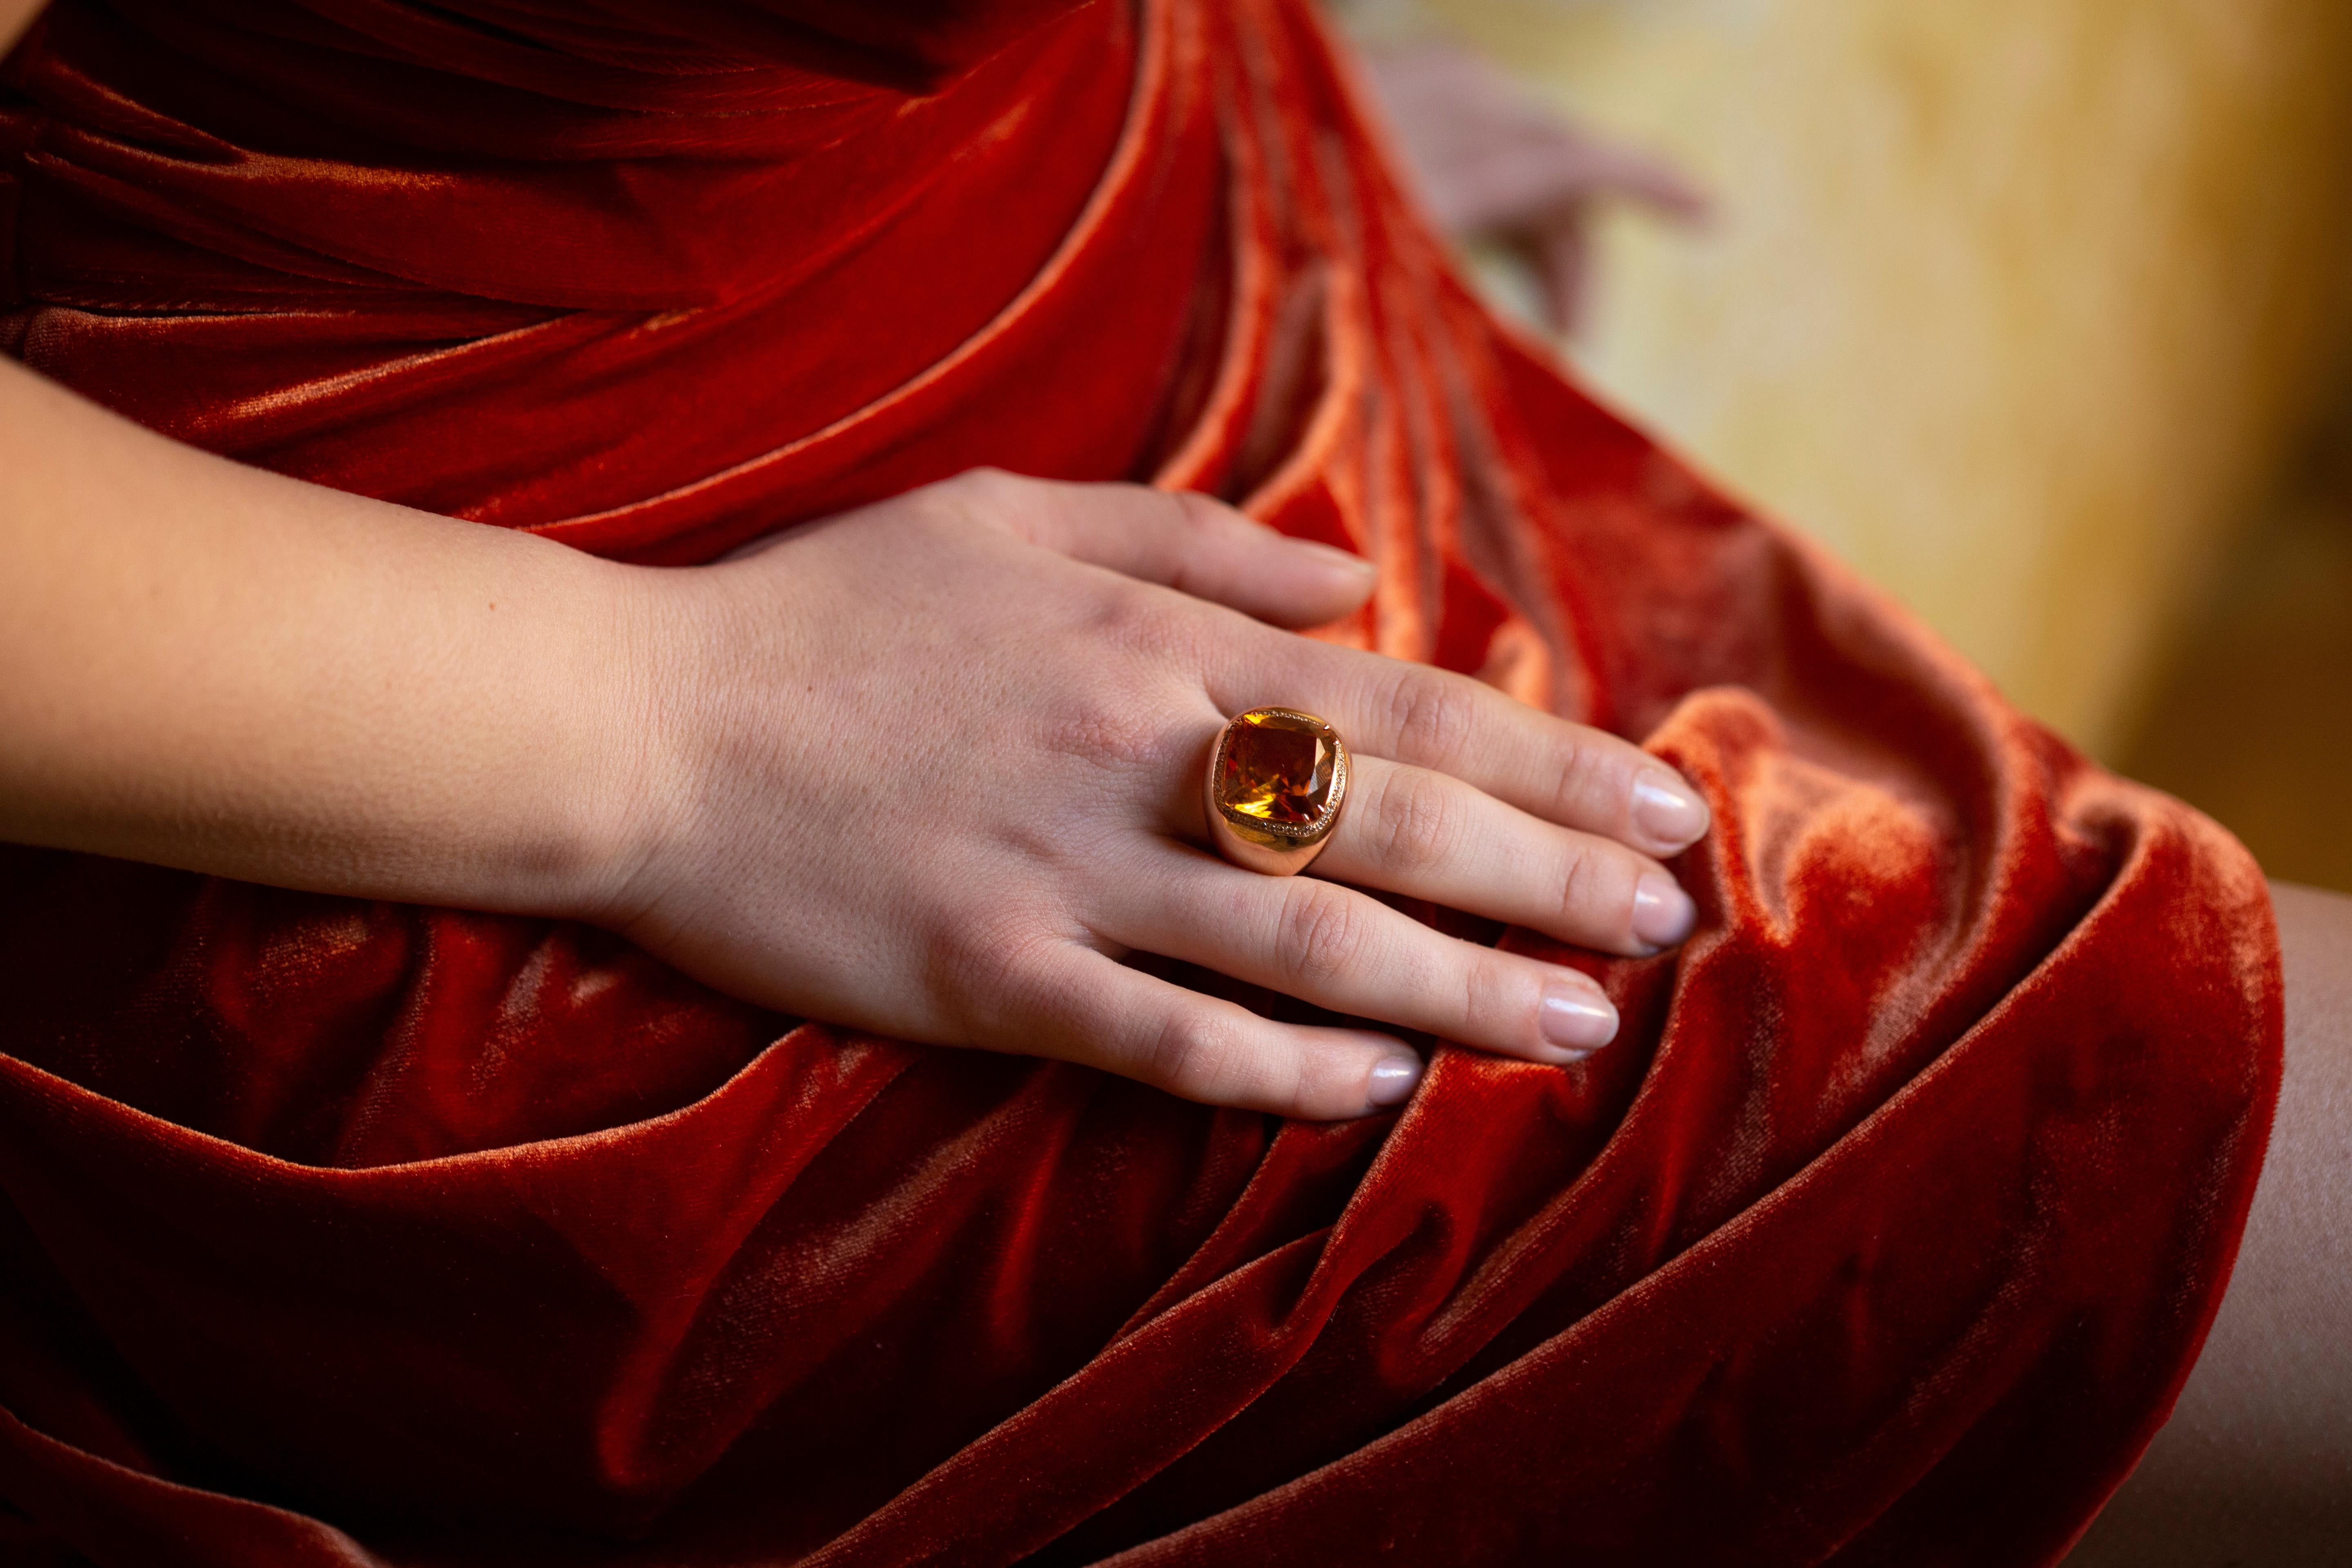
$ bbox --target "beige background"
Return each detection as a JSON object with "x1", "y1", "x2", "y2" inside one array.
[{"x1": 1351, "y1": 0, "x2": 2352, "y2": 766}]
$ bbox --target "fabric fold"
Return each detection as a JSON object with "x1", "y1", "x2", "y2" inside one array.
[{"x1": 0, "y1": 1, "x2": 2279, "y2": 1563}]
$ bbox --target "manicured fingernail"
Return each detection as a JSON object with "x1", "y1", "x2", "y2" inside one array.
[
  {"x1": 1539, "y1": 982, "x2": 1618, "y2": 1058},
  {"x1": 1366, "y1": 1054, "x2": 1423, "y2": 1109},
  {"x1": 1632, "y1": 769, "x2": 1709, "y2": 849},
  {"x1": 1632, "y1": 871, "x2": 1698, "y2": 949}
]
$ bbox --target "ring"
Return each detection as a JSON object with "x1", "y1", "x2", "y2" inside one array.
[{"x1": 1202, "y1": 707, "x2": 1351, "y2": 876}]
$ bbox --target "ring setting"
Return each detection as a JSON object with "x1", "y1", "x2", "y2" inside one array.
[{"x1": 1203, "y1": 707, "x2": 1351, "y2": 876}]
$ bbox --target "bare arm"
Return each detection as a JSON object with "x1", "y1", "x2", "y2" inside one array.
[
  {"x1": 5, "y1": 0, "x2": 644, "y2": 914},
  {"x1": 0, "y1": 357, "x2": 647, "y2": 918},
  {"x1": 0, "y1": 348, "x2": 1708, "y2": 1118},
  {"x1": 2, "y1": 0, "x2": 42, "y2": 56},
  {"x1": 2, "y1": 0, "x2": 1711, "y2": 1115}
]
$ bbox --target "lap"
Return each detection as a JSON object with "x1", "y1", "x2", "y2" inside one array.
[{"x1": 2068, "y1": 881, "x2": 2352, "y2": 1564}]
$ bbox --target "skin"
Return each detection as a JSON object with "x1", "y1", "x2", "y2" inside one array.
[
  {"x1": 2067, "y1": 882, "x2": 2352, "y2": 1566},
  {"x1": 0, "y1": 0, "x2": 2342, "y2": 1548},
  {"x1": 1356, "y1": 39, "x2": 1709, "y2": 336},
  {"x1": 0, "y1": 359, "x2": 1709, "y2": 1119}
]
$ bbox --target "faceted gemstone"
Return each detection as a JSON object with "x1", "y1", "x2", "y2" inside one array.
[{"x1": 1216, "y1": 710, "x2": 1338, "y2": 827}]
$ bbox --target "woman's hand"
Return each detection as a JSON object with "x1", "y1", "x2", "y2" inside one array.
[
  {"x1": 0, "y1": 357, "x2": 1701, "y2": 1121},
  {"x1": 596, "y1": 470, "x2": 1708, "y2": 1119},
  {"x1": 1358, "y1": 40, "x2": 1707, "y2": 336}
]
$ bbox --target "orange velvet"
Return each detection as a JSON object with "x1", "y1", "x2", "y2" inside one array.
[{"x1": 0, "y1": 2, "x2": 2281, "y2": 1564}]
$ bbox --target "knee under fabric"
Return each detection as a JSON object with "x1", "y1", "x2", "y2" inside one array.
[{"x1": 0, "y1": 2, "x2": 2279, "y2": 1563}]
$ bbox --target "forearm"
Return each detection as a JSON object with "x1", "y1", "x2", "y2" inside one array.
[
  {"x1": 1, "y1": 0, "x2": 37, "y2": 54},
  {"x1": 0, "y1": 357, "x2": 650, "y2": 916}
]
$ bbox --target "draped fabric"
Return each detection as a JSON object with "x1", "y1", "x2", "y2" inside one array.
[{"x1": 0, "y1": 1, "x2": 2281, "y2": 1563}]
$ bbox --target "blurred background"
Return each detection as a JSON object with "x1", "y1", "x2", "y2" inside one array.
[{"x1": 1341, "y1": 0, "x2": 2352, "y2": 893}]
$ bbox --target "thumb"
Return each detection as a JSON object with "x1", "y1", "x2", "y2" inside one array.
[{"x1": 950, "y1": 470, "x2": 1376, "y2": 629}]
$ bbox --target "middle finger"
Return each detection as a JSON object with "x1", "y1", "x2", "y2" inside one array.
[{"x1": 1205, "y1": 637, "x2": 1710, "y2": 857}]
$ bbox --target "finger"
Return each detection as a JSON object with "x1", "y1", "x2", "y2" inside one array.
[
  {"x1": 1109, "y1": 853, "x2": 1625, "y2": 1065},
  {"x1": 1528, "y1": 218, "x2": 1590, "y2": 337},
  {"x1": 1315, "y1": 754, "x2": 1695, "y2": 956},
  {"x1": 1009, "y1": 943, "x2": 1423, "y2": 1119},
  {"x1": 1548, "y1": 135, "x2": 1711, "y2": 221},
  {"x1": 936, "y1": 469, "x2": 1375, "y2": 628},
  {"x1": 1471, "y1": 124, "x2": 1711, "y2": 229},
  {"x1": 1209, "y1": 642, "x2": 1711, "y2": 857}
]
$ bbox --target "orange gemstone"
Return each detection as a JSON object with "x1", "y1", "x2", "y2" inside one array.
[{"x1": 1217, "y1": 710, "x2": 1338, "y2": 827}]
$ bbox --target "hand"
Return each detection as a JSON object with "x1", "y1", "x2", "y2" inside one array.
[
  {"x1": 1359, "y1": 40, "x2": 1708, "y2": 336},
  {"x1": 595, "y1": 471, "x2": 1710, "y2": 1120}
]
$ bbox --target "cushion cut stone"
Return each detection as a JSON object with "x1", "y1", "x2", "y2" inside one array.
[{"x1": 1216, "y1": 710, "x2": 1338, "y2": 827}]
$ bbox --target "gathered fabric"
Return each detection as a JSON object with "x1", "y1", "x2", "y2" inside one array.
[{"x1": 0, "y1": 2, "x2": 2281, "y2": 1563}]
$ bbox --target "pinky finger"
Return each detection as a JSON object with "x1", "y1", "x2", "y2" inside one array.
[{"x1": 1018, "y1": 947, "x2": 1424, "y2": 1120}]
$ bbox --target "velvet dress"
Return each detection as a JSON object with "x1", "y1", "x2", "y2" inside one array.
[{"x1": 0, "y1": 2, "x2": 2281, "y2": 1564}]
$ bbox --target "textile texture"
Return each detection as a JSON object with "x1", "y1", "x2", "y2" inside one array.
[{"x1": 0, "y1": 1, "x2": 2282, "y2": 1563}]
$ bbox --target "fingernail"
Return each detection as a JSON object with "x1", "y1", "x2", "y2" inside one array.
[
  {"x1": 1538, "y1": 982, "x2": 1618, "y2": 1058},
  {"x1": 1632, "y1": 871, "x2": 1698, "y2": 949},
  {"x1": 1366, "y1": 1054, "x2": 1423, "y2": 1109},
  {"x1": 1300, "y1": 540, "x2": 1376, "y2": 579},
  {"x1": 1632, "y1": 769, "x2": 1709, "y2": 850}
]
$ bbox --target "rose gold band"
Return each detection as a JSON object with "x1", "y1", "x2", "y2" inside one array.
[{"x1": 1202, "y1": 707, "x2": 1351, "y2": 877}]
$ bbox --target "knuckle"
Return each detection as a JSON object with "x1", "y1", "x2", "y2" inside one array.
[
  {"x1": 1038, "y1": 700, "x2": 1169, "y2": 773},
  {"x1": 1370, "y1": 769, "x2": 1461, "y2": 875},
  {"x1": 1554, "y1": 841, "x2": 1627, "y2": 933},
  {"x1": 945, "y1": 465, "x2": 1023, "y2": 503},
  {"x1": 1459, "y1": 951, "x2": 1520, "y2": 1036},
  {"x1": 1085, "y1": 582, "x2": 1204, "y2": 666},
  {"x1": 926, "y1": 904, "x2": 1060, "y2": 1018},
  {"x1": 1143, "y1": 1008, "x2": 1244, "y2": 1102},
  {"x1": 1159, "y1": 488, "x2": 1244, "y2": 550},
  {"x1": 924, "y1": 467, "x2": 1035, "y2": 530},
  {"x1": 1158, "y1": 486, "x2": 1209, "y2": 532},
  {"x1": 1274, "y1": 882, "x2": 1369, "y2": 987},
  {"x1": 1545, "y1": 735, "x2": 1623, "y2": 822},
  {"x1": 1386, "y1": 672, "x2": 1481, "y2": 770},
  {"x1": 1156, "y1": 492, "x2": 1221, "y2": 575}
]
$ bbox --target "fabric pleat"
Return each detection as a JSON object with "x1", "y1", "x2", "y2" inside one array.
[{"x1": 0, "y1": 2, "x2": 2280, "y2": 1563}]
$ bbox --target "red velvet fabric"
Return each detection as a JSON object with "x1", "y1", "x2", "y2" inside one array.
[{"x1": 0, "y1": 2, "x2": 2282, "y2": 1563}]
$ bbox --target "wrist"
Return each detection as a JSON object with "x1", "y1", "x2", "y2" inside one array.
[{"x1": 528, "y1": 550, "x2": 693, "y2": 930}]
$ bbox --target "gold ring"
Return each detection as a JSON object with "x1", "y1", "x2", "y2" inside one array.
[{"x1": 1203, "y1": 707, "x2": 1351, "y2": 876}]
